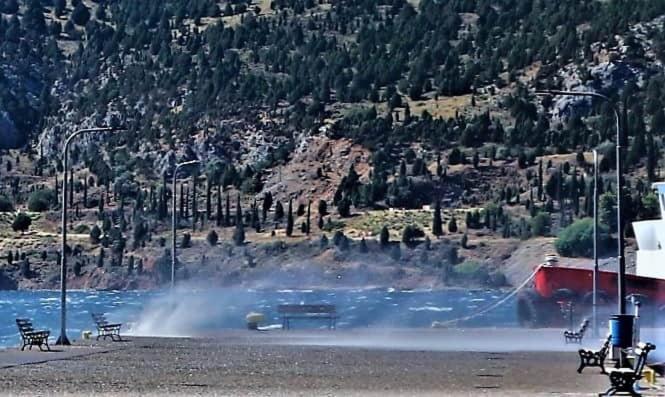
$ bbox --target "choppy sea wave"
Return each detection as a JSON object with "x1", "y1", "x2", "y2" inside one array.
[{"x1": 0, "y1": 288, "x2": 516, "y2": 347}]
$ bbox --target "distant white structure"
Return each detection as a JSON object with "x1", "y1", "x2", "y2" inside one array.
[{"x1": 633, "y1": 182, "x2": 665, "y2": 280}]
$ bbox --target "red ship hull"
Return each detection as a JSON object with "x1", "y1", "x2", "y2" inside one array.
[
  {"x1": 534, "y1": 266, "x2": 665, "y2": 304},
  {"x1": 516, "y1": 265, "x2": 665, "y2": 327}
]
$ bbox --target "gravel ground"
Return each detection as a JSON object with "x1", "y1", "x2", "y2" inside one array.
[{"x1": 0, "y1": 329, "x2": 659, "y2": 396}]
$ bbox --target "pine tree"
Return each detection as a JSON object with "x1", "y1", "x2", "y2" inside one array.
[
  {"x1": 286, "y1": 199, "x2": 294, "y2": 237},
  {"x1": 71, "y1": 1, "x2": 90, "y2": 26}
]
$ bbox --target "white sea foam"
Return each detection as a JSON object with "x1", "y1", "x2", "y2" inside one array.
[{"x1": 409, "y1": 306, "x2": 453, "y2": 312}]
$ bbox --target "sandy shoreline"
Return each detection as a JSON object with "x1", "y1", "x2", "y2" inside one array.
[{"x1": 0, "y1": 329, "x2": 661, "y2": 396}]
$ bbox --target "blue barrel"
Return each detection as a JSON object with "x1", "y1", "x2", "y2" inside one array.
[{"x1": 609, "y1": 314, "x2": 634, "y2": 348}]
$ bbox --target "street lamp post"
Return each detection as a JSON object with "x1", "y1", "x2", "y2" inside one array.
[
  {"x1": 56, "y1": 126, "x2": 124, "y2": 346},
  {"x1": 171, "y1": 160, "x2": 200, "y2": 288},
  {"x1": 592, "y1": 149, "x2": 599, "y2": 337},
  {"x1": 535, "y1": 90, "x2": 626, "y2": 315}
]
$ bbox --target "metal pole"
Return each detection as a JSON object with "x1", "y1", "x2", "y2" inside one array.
[
  {"x1": 592, "y1": 149, "x2": 599, "y2": 337},
  {"x1": 614, "y1": 107, "x2": 626, "y2": 315},
  {"x1": 535, "y1": 90, "x2": 625, "y2": 314},
  {"x1": 56, "y1": 127, "x2": 121, "y2": 346},
  {"x1": 171, "y1": 160, "x2": 199, "y2": 288},
  {"x1": 172, "y1": 169, "x2": 177, "y2": 289}
]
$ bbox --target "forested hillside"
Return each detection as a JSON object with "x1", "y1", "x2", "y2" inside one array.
[{"x1": 1, "y1": 0, "x2": 665, "y2": 290}]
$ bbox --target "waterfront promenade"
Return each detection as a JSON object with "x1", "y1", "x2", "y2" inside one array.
[{"x1": 0, "y1": 329, "x2": 659, "y2": 396}]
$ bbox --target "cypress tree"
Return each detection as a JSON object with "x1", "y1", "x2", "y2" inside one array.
[
  {"x1": 252, "y1": 199, "x2": 260, "y2": 232},
  {"x1": 216, "y1": 185, "x2": 222, "y2": 227},
  {"x1": 432, "y1": 200, "x2": 443, "y2": 237},
  {"x1": 262, "y1": 192, "x2": 273, "y2": 221},
  {"x1": 179, "y1": 183, "x2": 184, "y2": 219},
  {"x1": 233, "y1": 194, "x2": 245, "y2": 245},
  {"x1": 359, "y1": 237, "x2": 368, "y2": 253},
  {"x1": 184, "y1": 185, "x2": 189, "y2": 218},
  {"x1": 537, "y1": 160, "x2": 543, "y2": 201},
  {"x1": 55, "y1": 173, "x2": 59, "y2": 205},
  {"x1": 379, "y1": 225, "x2": 390, "y2": 248},
  {"x1": 83, "y1": 176, "x2": 88, "y2": 208},
  {"x1": 69, "y1": 169, "x2": 74, "y2": 207},
  {"x1": 448, "y1": 216, "x2": 458, "y2": 233},
  {"x1": 235, "y1": 193, "x2": 242, "y2": 225},
  {"x1": 192, "y1": 177, "x2": 198, "y2": 230},
  {"x1": 206, "y1": 179, "x2": 212, "y2": 220},
  {"x1": 275, "y1": 201, "x2": 284, "y2": 222},
  {"x1": 225, "y1": 191, "x2": 230, "y2": 226},
  {"x1": 286, "y1": 199, "x2": 294, "y2": 236},
  {"x1": 306, "y1": 201, "x2": 311, "y2": 235},
  {"x1": 149, "y1": 186, "x2": 156, "y2": 213},
  {"x1": 647, "y1": 130, "x2": 657, "y2": 182}
]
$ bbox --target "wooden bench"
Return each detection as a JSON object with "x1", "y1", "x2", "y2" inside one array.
[
  {"x1": 91, "y1": 312, "x2": 123, "y2": 341},
  {"x1": 578, "y1": 334, "x2": 612, "y2": 374},
  {"x1": 564, "y1": 318, "x2": 589, "y2": 344},
  {"x1": 600, "y1": 342, "x2": 656, "y2": 397},
  {"x1": 16, "y1": 319, "x2": 50, "y2": 351},
  {"x1": 277, "y1": 304, "x2": 337, "y2": 330}
]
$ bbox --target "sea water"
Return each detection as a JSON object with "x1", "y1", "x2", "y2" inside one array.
[{"x1": 0, "y1": 288, "x2": 516, "y2": 348}]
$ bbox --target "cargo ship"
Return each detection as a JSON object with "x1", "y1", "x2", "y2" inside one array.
[{"x1": 516, "y1": 183, "x2": 665, "y2": 327}]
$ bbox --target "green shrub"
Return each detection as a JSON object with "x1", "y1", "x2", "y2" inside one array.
[
  {"x1": 530, "y1": 212, "x2": 551, "y2": 236},
  {"x1": 555, "y1": 218, "x2": 610, "y2": 258},
  {"x1": 181, "y1": 233, "x2": 192, "y2": 248},
  {"x1": 0, "y1": 195, "x2": 13, "y2": 212},
  {"x1": 74, "y1": 224, "x2": 90, "y2": 234},
  {"x1": 454, "y1": 260, "x2": 489, "y2": 281},
  {"x1": 90, "y1": 225, "x2": 102, "y2": 244},
  {"x1": 401, "y1": 225, "x2": 424, "y2": 246},
  {"x1": 28, "y1": 189, "x2": 56, "y2": 212},
  {"x1": 12, "y1": 212, "x2": 32, "y2": 234},
  {"x1": 207, "y1": 230, "x2": 219, "y2": 246}
]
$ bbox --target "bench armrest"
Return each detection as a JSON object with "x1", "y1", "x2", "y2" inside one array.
[
  {"x1": 24, "y1": 330, "x2": 49, "y2": 337},
  {"x1": 99, "y1": 323, "x2": 122, "y2": 329}
]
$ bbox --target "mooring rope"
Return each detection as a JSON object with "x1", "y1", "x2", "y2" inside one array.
[{"x1": 431, "y1": 265, "x2": 542, "y2": 328}]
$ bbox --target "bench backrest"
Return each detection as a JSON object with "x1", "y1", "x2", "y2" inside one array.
[
  {"x1": 16, "y1": 319, "x2": 35, "y2": 336},
  {"x1": 91, "y1": 313, "x2": 109, "y2": 326},
  {"x1": 599, "y1": 334, "x2": 612, "y2": 354},
  {"x1": 278, "y1": 304, "x2": 336, "y2": 314},
  {"x1": 633, "y1": 342, "x2": 656, "y2": 376}
]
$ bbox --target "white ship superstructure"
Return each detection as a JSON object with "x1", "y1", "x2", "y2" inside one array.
[{"x1": 633, "y1": 182, "x2": 665, "y2": 280}]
